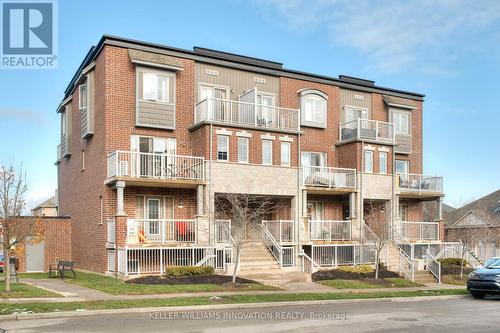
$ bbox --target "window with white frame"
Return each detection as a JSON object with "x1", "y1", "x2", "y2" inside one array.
[
  {"x1": 302, "y1": 93, "x2": 327, "y2": 125},
  {"x1": 141, "y1": 72, "x2": 170, "y2": 103},
  {"x1": 61, "y1": 111, "x2": 67, "y2": 136},
  {"x1": 393, "y1": 111, "x2": 410, "y2": 135},
  {"x1": 364, "y1": 150, "x2": 373, "y2": 173},
  {"x1": 262, "y1": 140, "x2": 273, "y2": 165},
  {"x1": 395, "y1": 159, "x2": 409, "y2": 174},
  {"x1": 344, "y1": 105, "x2": 368, "y2": 123},
  {"x1": 199, "y1": 84, "x2": 228, "y2": 101},
  {"x1": 379, "y1": 151, "x2": 388, "y2": 174},
  {"x1": 280, "y1": 141, "x2": 291, "y2": 166},
  {"x1": 79, "y1": 83, "x2": 88, "y2": 111},
  {"x1": 237, "y1": 137, "x2": 249, "y2": 163},
  {"x1": 301, "y1": 151, "x2": 326, "y2": 167},
  {"x1": 217, "y1": 135, "x2": 229, "y2": 161}
]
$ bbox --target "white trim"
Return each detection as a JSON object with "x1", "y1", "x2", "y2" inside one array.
[
  {"x1": 364, "y1": 150, "x2": 374, "y2": 173},
  {"x1": 131, "y1": 59, "x2": 183, "y2": 71},
  {"x1": 261, "y1": 139, "x2": 273, "y2": 165},
  {"x1": 236, "y1": 131, "x2": 252, "y2": 138},
  {"x1": 279, "y1": 135, "x2": 294, "y2": 142},
  {"x1": 260, "y1": 134, "x2": 276, "y2": 140},
  {"x1": 280, "y1": 141, "x2": 291, "y2": 167},
  {"x1": 217, "y1": 134, "x2": 230, "y2": 161},
  {"x1": 237, "y1": 137, "x2": 249, "y2": 164},
  {"x1": 364, "y1": 145, "x2": 376, "y2": 151},
  {"x1": 216, "y1": 129, "x2": 233, "y2": 136},
  {"x1": 378, "y1": 147, "x2": 390, "y2": 152},
  {"x1": 198, "y1": 82, "x2": 230, "y2": 102}
]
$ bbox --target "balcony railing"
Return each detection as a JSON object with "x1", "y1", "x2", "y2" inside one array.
[
  {"x1": 194, "y1": 97, "x2": 300, "y2": 131},
  {"x1": 302, "y1": 166, "x2": 356, "y2": 189},
  {"x1": 107, "y1": 151, "x2": 205, "y2": 181},
  {"x1": 215, "y1": 219, "x2": 231, "y2": 243},
  {"x1": 262, "y1": 220, "x2": 294, "y2": 243},
  {"x1": 339, "y1": 118, "x2": 395, "y2": 143},
  {"x1": 397, "y1": 173, "x2": 443, "y2": 193},
  {"x1": 127, "y1": 219, "x2": 197, "y2": 244},
  {"x1": 401, "y1": 221, "x2": 440, "y2": 241},
  {"x1": 309, "y1": 220, "x2": 351, "y2": 241}
]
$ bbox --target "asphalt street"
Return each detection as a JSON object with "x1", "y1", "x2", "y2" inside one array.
[{"x1": 1, "y1": 295, "x2": 500, "y2": 332}]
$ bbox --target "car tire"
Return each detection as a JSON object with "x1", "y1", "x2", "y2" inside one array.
[{"x1": 471, "y1": 292, "x2": 485, "y2": 299}]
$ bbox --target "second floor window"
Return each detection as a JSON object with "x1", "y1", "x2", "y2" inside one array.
[
  {"x1": 379, "y1": 151, "x2": 388, "y2": 174},
  {"x1": 79, "y1": 83, "x2": 88, "y2": 111},
  {"x1": 393, "y1": 111, "x2": 410, "y2": 135},
  {"x1": 142, "y1": 72, "x2": 170, "y2": 103},
  {"x1": 303, "y1": 94, "x2": 326, "y2": 124},
  {"x1": 262, "y1": 140, "x2": 273, "y2": 165},
  {"x1": 281, "y1": 141, "x2": 291, "y2": 166},
  {"x1": 396, "y1": 159, "x2": 409, "y2": 174},
  {"x1": 364, "y1": 150, "x2": 373, "y2": 173},
  {"x1": 217, "y1": 135, "x2": 229, "y2": 161},
  {"x1": 61, "y1": 111, "x2": 67, "y2": 136},
  {"x1": 301, "y1": 151, "x2": 326, "y2": 167},
  {"x1": 237, "y1": 137, "x2": 249, "y2": 163}
]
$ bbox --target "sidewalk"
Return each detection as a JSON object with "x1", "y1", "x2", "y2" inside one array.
[{"x1": 1, "y1": 278, "x2": 465, "y2": 304}]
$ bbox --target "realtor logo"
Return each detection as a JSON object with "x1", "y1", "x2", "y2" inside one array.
[{"x1": 1, "y1": 0, "x2": 58, "y2": 69}]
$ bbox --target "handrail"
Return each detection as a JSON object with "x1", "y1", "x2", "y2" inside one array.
[
  {"x1": 261, "y1": 223, "x2": 283, "y2": 265},
  {"x1": 298, "y1": 250, "x2": 320, "y2": 273},
  {"x1": 398, "y1": 247, "x2": 417, "y2": 281},
  {"x1": 425, "y1": 249, "x2": 441, "y2": 283},
  {"x1": 362, "y1": 223, "x2": 380, "y2": 244}
]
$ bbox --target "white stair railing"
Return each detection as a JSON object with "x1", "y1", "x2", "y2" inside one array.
[
  {"x1": 261, "y1": 223, "x2": 294, "y2": 267},
  {"x1": 299, "y1": 250, "x2": 320, "y2": 273},
  {"x1": 399, "y1": 248, "x2": 416, "y2": 281},
  {"x1": 425, "y1": 249, "x2": 441, "y2": 283}
]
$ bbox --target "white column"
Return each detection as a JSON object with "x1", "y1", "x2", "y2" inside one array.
[
  {"x1": 437, "y1": 197, "x2": 443, "y2": 221},
  {"x1": 115, "y1": 181, "x2": 126, "y2": 216},
  {"x1": 302, "y1": 189, "x2": 308, "y2": 217},
  {"x1": 197, "y1": 185, "x2": 204, "y2": 216},
  {"x1": 349, "y1": 192, "x2": 356, "y2": 218}
]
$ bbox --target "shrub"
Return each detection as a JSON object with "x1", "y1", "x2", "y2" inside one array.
[
  {"x1": 165, "y1": 266, "x2": 214, "y2": 277},
  {"x1": 337, "y1": 265, "x2": 374, "y2": 274},
  {"x1": 438, "y1": 258, "x2": 468, "y2": 267}
]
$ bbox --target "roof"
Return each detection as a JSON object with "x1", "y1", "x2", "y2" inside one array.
[
  {"x1": 32, "y1": 196, "x2": 57, "y2": 210},
  {"x1": 444, "y1": 190, "x2": 500, "y2": 228},
  {"x1": 59, "y1": 34, "x2": 425, "y2": 108},
  {"x1": 443, "y1": 203, "x2": 455, "y2": 214}
]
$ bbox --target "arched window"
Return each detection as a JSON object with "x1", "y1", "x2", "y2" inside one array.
[{"x1": 299, "y1": 89, "x2": 328, "y2": 128}]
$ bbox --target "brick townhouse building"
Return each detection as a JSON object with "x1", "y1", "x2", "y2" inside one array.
[{"x1": 56, "y1": 35, "x2": 454, "y2": 282}]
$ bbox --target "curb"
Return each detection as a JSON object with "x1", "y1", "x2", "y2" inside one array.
[{"x1": 0, "y1": 294, "x2": 468, "y2": 322}]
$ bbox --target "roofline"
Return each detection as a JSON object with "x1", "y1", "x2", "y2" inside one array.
[{"x1": 60, "y1": 34, "x2": 426, "y2": 102}]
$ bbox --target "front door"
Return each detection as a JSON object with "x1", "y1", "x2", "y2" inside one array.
[
  {"x1": 146, "y1": 198, "x2": 161, "y2": 241},
  {"x1": 25, "y1": 238, "x2": 45, "y2": 272}
]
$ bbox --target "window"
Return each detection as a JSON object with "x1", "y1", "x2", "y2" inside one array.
[
  {"x1": 364, "y1": 150, "x2": 373, "y2": 173},
  {"x1": 344, "y1": 106, "x2": 368, "y2": 123},
  {"x1": 395, "y1": 160, "x2": 409, "y2": 174},
  {"x1": 262, "y1": 140, "x2": 273, "y2": 165},
  {"x1": 199, "y1": 84, "x2": 228, "y2": 101},
  {"x1": 379, "y1": 151, "x2": 388, "y2": 174},
  {"x1": 281, "y1": 142, "x2": 291, "y2": 166},
  {"x1": 217, "y1": 135, "x2": 229, "y2": 161},
  {"x1": 301, "y1": 152, "x2": 326, "y2": 167},
  {"x1": 141, "y1": 72, "x2": 169, "y2": 103},
  {"x1": 307, "y1": 201, "x2": 324, "y2": 220},
  {"x1": 79, "y1": 83, "x2": 88, "y2": 110},
  {"x1": 61, "y1": 111, "x2": 67, "y2": 136},
  {"x1": 257, "y1": 93, "x2": 275, "y2": 125},
  {"x1": 302, "y1": 94, "x2": 326, "y2": 124},
  {"x1": 393, "y1": 111, "x2": 410, "y2": 135},
  {"x1": 399, "y1": 203, "x2": 408, "y2": 220},
  {"x1": 237, "y1": 137, "x2": 249, "y2": 163}
]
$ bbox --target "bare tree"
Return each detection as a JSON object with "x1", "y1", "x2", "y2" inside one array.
[
  {"x1": 214, "y1": 193, "x2": 276, "y2": 283},
  {"x1": 363, "y1": 200, "x2": 391, "y2": 279},
  {"x1": 0, "y1": 163, "x2": 39, "y2": 292}
]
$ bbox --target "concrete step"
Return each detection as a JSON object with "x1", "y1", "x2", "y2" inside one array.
[{"x1": 240, "y1": 256, "x2": 275, "y2": 262}]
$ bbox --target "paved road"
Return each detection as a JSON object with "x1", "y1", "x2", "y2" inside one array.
[{"x1": 1, "y1": 296, "x2": 500, "y2": 332}]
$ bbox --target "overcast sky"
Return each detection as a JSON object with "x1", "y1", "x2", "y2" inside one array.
[{"x1": 0, "y1": 0, "x2": 499, "y2": 208}]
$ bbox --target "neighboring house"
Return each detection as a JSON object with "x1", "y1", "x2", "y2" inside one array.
[
  {"x1": 32, "y1": 196, "x2": 58, "y2": 217},
  {"x1": 55, "y1": 35, "x2": 447, "y2": 279},
  {"x1": 444, "y1": 190, "x2": 500, "y2": 260}
]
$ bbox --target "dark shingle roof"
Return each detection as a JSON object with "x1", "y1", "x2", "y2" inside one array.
[{"x1": 444, "y1": 190, "x2": 500, "y2": 228}]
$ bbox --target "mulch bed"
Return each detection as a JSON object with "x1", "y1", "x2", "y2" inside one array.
[
  {"x1": 312, "y1": 268, "x2": 400, "y2": 282},
  {"x1": 125, "y1": 274, "x2": 259, "y2": 285},
  {"x1": 441, "y1": 264, "x2": 473, "y2": 276}
]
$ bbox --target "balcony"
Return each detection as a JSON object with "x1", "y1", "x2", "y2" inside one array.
[
  {"x1": 127, "y1": 219, "x2": 196, "y2": 245},
  {"x1": 401, "y1": 221, "x2": 440, "y2": 241},
  {"x1": 194, "y1": 97, "x2": 300, "y2": 132},
  {"x1": 302, "y1": 166, "x2": 356, "y2": 192},
  {"x1": 107, "y1": 151, "x2": 205, "y2": 187},
  {"x1": 339, "y1": 119, "x2": 395, "y2": 144},
  {"x1": 309, "y1": 220, "x2": 352, "y2": 241},
  {"x1": 397, "y1": 173, "x2": 443, "y2": 197},
  {"x1": 262, "y1": 220, "x2": 294, "y2": 243}
]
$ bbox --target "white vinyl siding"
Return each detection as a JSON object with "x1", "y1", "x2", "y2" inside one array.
[
  {"x1": 217, "y1": 135, "x2": 229, "y2": 161},
  {"x1": 237, "y1": 137, "x2": 249, "y2": 163},
  {"x1": 364, "y1": 150, "x2": 373, "y2": 173},
  {"x1": 262, "y1": 140, "x2": 273, "y2": 165},
  {"x1": 379, "y1": 151, "x2": 388, "y2": 174},
  {"x1": 280, "y1": 141, "x2": 291, "y2": 166}
]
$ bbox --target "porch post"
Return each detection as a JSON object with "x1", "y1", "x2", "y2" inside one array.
[
  {"x1": 349, "y1": 192, "x2": 356, "y2": 218},
  {"x1": 302, "y1": 189, "x2": 308, "y2": 217},
  {"x1": 197, "y1": 184, "x2": 204, "y2": 216},
  {"x1": 115, "y1": 181, "x2": 126, "y2": 216}
]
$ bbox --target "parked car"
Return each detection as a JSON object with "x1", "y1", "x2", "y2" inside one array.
[{"x1": 467, "y1": 257, "x2": 500, "y2": 299}]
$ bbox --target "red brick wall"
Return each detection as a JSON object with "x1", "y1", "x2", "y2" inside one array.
[{"x1": 307, "y1": 195, "x2": 346, "y2": 220}]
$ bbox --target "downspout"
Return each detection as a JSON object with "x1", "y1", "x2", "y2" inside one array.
[
  {"x1": 359, "y1": 141, "x2": 364, "y2": 242},
  {"x1": 296, "y1": 129, "x2": 301, "y2": 258},
  {"x1": 209, "y1": 123, "x2": 213, "y2": 246}
]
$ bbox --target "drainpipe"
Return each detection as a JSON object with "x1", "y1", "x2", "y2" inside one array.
[
  {"x1": 359, "y1": 141, "x2": 364, "y2": 243},
  {"x1": 209, "y1": 123, "x2": 213, "y2": 246},
  {"x1": 296, "y1": 129, "x2": 301, "y2": 258}
]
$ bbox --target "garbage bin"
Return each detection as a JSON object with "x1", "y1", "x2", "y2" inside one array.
[{"x1": 9, "y1": 257, "x2": 19, "y2": 271}]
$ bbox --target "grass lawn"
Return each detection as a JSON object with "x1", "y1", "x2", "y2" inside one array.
[
  {"x1": 0, "y1": 281, "x2": 60, "y2": 298},
  {"x1": 19, "y1": 271, "x2": 280, "y2": 295},
  {"x1": 0, "y1": 289, "x2": 468, "y2": 315},
  {"x1": 319, "y1": 278, "x2": 423, "y2": 289},
  {"x1": 442, "y1": 274, "x2": 467, "y2": 286}
]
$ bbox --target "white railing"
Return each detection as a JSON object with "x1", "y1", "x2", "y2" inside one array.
[
  {"x1": 339, "y1": 118, "x2": 395, "y2": 143},
  {"x1": 127, "y1": 219, "x2": 196, "y2": 244},
  {"x1": 299, "y1": 250, "x2": 320, "y2": 273},
  {"x1": 107, "y1": 151, "x2": 205, "y2": 181},
  {"x1": 309, "y1": 220, "x2": 351, "y2": 241},
  {"x1": 261, "y1": 223, "x2": 294, "y2": 267},
  {"x1": 425, "y1": 249, "x2": 441, "y2": 283},
  {"x1": 399, "y1": 248, "x2": 416, "y2": 281},
  {"x1": 262, "y1": 220, "x2": 294, "y2": 243},
  {"x1": 107, "y1": 219, "x2": 115, "y2": 245},
  {"x1": 215, "y1": 220, "x2": 231, "y2": 243},
  {"x1": 194, "y1": 97, "x2": 300, "y2": 131},
  {"x1": 362, "y1": 223, "x2": 380, "y2": 244},
  {"x1": 397, "y1": 173, "x2": 443, "y2": 193},
  {"x1": 311, "y1": 244, "x2": 376, "y2": 267},
  {"x1": 117, "y1": 246, "x2": 233, "y2": 275},
  {"x1": 302, "y1": 166, "x2": 356, "y2": 189},
  {"x1": 401, "y1": 221, "x2": 440, "y2": 241}
]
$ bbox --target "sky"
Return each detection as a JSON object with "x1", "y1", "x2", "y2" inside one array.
[{"x1": 0, "y1": 0, "x2": 499, "y2": 209}]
